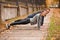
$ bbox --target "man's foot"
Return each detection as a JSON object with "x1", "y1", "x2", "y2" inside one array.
[{"x1": 6, "y1": 23, "x2": 10, "y2": 29}]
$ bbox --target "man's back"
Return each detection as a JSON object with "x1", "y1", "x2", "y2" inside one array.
[{"x1": 27, "y1": 12, "x2": 40, "y2": 18}]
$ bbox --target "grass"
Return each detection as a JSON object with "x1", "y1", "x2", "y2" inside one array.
[{"x1": 47, "y1": 9, "x2": 60, "y2": 40}]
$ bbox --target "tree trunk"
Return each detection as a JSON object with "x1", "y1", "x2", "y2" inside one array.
[
  {"x1": 0, "y1": 4, "x2": 2, "y2": 24},
  {"x1": 59, "y1": 0, "x2": 60, "y2": 8}
]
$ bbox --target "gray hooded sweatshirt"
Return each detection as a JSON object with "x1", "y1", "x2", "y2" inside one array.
[{"x1": 30, "y1": 13, "x2": 42, "y2": 28}]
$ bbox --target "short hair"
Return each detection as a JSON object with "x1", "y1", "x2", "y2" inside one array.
[
  {"x1": 40, "y1": 8, "x2": 50, "y2": 13},
  {"x1": 45, "y1": 8, "x2": 50, "y2": 11}
]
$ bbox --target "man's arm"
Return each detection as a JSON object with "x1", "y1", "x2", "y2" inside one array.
[{"x1": 30, "y1": 14, "x2": 38, "y2": 25}]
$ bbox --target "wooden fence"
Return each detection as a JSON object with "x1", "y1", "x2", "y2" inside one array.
[{"x1": 0, "y1": 2, "x2": 45, "y2": 22}]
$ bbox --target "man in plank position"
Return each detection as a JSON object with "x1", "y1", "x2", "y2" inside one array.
[{"x1": 6, "y1": 8, "x2": 50, "y2": 29}]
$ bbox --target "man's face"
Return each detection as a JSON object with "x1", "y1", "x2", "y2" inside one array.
[{"x1": 41, "y1": 9, "x2": 50, "y2": 16}]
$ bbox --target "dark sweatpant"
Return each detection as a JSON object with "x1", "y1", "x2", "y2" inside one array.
[
  {"x1": 11, "y1": 16, "x2": 44, "y2": 26},
  {"x1": 10, "y1": 18, "x2": 30, "y2": 26}
]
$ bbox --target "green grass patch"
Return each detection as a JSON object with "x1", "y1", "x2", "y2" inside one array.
[{"x1": 47, "y1": 14, "x2": 60, "y2": 40}]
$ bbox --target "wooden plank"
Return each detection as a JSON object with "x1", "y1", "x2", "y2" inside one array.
[
  {"x1": 20, "y1": 6, "x2": 27, "y2": 9},
  {"x1": 19, "y1": 7, "x2": 27, "y2": 16},
  {"x1": 1, "y1": 7, "x2": 17, "y2": 21},
  {"x1": 4, "y1": 6, "x2": 17, "y2": 8}
]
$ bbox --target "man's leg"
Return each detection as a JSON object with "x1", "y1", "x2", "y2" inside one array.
[
  {"x1": 10, "y1": 18, "x2": 30, "y2": 25},
  {"x1": 14, "y1": 19, "x2": 22, "y2": 22},
  {"x1": 6, "y1": 18, "x2": 30, "y2": 29},
  {"x1": 14, "y1": 18, "x2": 27, "y2": 22}
]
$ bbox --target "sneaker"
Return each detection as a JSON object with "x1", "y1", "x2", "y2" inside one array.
[{"x1": 6, "y1": 23, "x2": 10, "y2": 29}]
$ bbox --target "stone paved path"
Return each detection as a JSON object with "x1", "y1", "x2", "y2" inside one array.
[{"x1": 0, "y1": 9, "x2": 53, "y2": 40}]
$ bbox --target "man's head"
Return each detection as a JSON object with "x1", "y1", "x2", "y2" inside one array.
[{"x1": 41, "y1": 8, "x2": 50, "y2": 16}]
